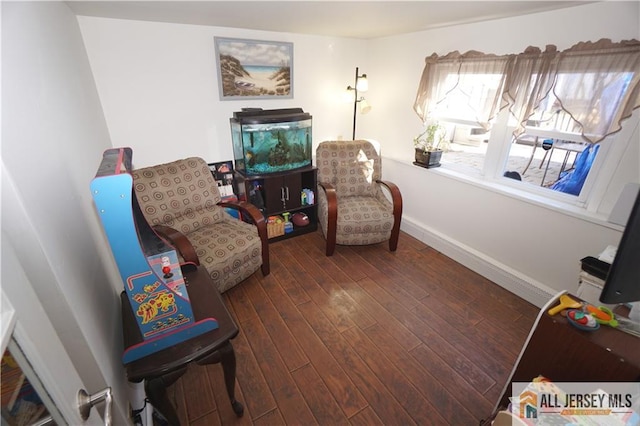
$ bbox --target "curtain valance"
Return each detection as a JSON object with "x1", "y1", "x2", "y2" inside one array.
[{"x1": 413, "y1": 39, "x2": 640, "y2": 143}]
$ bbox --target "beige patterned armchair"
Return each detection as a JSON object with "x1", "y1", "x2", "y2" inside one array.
[
  {"x1": 316, "y1": 140, "x2": 402, "y2": 256},
  {"x1": 132, "y1": 157, "x2": 269, "y2": 293}
]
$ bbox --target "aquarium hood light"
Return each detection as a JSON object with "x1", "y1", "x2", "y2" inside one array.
[
  {"x1": 346, "y1": 67, "x2": 371, "y2": 140},
  {"x1": 247, "y1": 124, "x2": 291, "y2": 132}
]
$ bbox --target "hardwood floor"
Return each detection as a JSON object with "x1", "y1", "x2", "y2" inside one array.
[{"x1": 166, "y1": 230, "x2": 539, "y2": 425}]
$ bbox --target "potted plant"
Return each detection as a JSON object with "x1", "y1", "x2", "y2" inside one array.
[{"x1": 413, "y1": 121, "x2": 447, "y2": 168}]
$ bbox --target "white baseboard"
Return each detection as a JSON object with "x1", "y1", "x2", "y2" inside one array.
[{"x1": 401, "y1": 216, "x2": 556, "y2": 308}]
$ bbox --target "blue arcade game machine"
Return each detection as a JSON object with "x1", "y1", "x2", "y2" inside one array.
[{"x1": 91, "y1": 148, "x2": 218, "y2": 363}]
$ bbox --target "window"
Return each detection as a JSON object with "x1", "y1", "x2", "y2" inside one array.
[
  {"x1": 431, "y1": 69, "x2": 505, "y2": 176},
  {"x1": 504, "y1": 85, "x2": 598, "y2": 197},
  {"x1": 413, "y1": 39, "x2": 640, "y2": 206}
]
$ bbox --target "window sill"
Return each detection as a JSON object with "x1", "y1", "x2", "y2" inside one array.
[{"x1": 389, "y1": 155, "x2": 623, "y2": 232}]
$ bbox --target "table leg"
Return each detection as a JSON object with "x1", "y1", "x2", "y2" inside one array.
[
  {"x1": 197, "y1": 341, "x2": 244, "y2": 417},
  {"x1": 559, "y1": 150, "x2": 572, "y2": 179},
  {"x1": 541, "y1": 146, "x2": 556, "y2": 186},
  {"x1": 521, "y1": 136, "x2": 539, "y2": 176},
  {"x1": 144, "y1": 367, "x2": 186, "y2": 426},
  {"x1": 219, "y1": 342, "x2": 244, "y2": 416}
]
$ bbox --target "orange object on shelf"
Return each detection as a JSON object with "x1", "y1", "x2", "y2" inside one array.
[{"x1": 585, "y1": 304, "x2": 612, "y2": 321}]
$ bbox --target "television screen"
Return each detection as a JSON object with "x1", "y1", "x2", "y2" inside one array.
[{"x1": 600, "y1": 188, "x2": 640, "y2": 304}]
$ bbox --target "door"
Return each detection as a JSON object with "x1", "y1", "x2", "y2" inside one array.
[
  {"x1": 263, "y1": 172, "x2": 303, "y2": 214},
  {"x1": 1, "y1": 237, "x2": 102, "y2": 425},
  {"x1": 1, "y1": 163, "x2": 110, "y2": 425},
  {"x1": 263, "y1": 175, "x2": 287, "y2": 214},
  {"x1": 283, "y1": 174, "x2": 303, "y2": 211}
]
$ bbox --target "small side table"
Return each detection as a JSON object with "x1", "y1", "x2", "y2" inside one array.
[{"x1": 121, "y1": 264, "x2": 243, "y2": 425}]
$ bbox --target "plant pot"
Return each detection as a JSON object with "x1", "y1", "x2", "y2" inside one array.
[{"x1": 414, "y1": 148, "x2": 442, "y2": 168}]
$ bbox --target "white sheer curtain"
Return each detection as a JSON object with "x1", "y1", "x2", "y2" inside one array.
[
  {"x1": 503, "y1": 45, "x2": 559, "y2": 138},
  {"x1": 413, "y1": 39, "x2": 640, "y2": 144},
  {"x1": 552, "y1": 39, "x2": 640, "y2": 143},
  {"x1": 413, "y1": 51, "x2": 509, "y2": 131}
]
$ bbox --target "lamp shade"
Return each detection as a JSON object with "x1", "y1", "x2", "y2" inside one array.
[
  {"x1": 356, "y1": 75, "x2": 368, "y2": 92},
  {"x1": 343, "y1": 87, "x2": 356, "y2": 103},
  {"x1": 360, "y1": 99, "x2": 372, "y2": 114}
]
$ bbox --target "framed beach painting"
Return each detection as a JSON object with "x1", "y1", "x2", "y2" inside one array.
[{"x1": 214, "y1": 37, "x2": 293, "y2": 100}]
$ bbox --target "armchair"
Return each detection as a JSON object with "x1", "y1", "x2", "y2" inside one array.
[
  {"x1": 316, "y1": 140, "x2": 402, "y2": 256},
  {"x1": 132, "y1": 157, "x2": 269, "y2": 293}
]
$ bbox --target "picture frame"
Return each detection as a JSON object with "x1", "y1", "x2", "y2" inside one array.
[
  {"x1": 207, "y1": 161, "x2": 235, "y2": 197},
  {"x1": 214, "y1": 37, "x2": 293, "y2": 100}
]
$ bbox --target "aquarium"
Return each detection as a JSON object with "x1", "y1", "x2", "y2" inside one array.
[{"x1": 231, "y1": 108, "x2": 312, "y2": 176}]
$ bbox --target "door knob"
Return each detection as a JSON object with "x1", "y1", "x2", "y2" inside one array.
[{"x1": 78, "y1": 387, "x2": 113, "y2": 425}]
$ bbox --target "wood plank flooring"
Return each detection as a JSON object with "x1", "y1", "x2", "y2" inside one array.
[{"x1": 166, "y1": 230, "x2": 539, "y2": 425}]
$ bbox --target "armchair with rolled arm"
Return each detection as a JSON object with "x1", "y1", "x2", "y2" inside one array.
[
  {"x1": 316, "y1": 140, "x2": 402, "y2": 256},
  {"x1": 132, "y1": 157, "x2": 269, "y2": 293}
]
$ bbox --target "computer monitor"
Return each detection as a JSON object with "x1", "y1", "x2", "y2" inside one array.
[{"x1": 599, "y1": 188, "x2": 640, "y2": 305}]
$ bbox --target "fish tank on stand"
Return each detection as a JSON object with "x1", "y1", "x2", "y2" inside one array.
[
  {"x1": 230, "y1": 108, "x2": 317, "y2": 242},
  {"x1": 230, "y1": 108, "x2": 312, "y2": 175}
]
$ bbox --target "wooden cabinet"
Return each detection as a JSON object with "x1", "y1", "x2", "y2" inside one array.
[
  {"x1": 262, "y1": 173, "x2": 303, "y2": 213},
  {"x1": 235, "y1": 167, "x2": 318, "y2": 241},
  {"x1": 483, "y1": 292, "x2": 640, "y2": 424}
]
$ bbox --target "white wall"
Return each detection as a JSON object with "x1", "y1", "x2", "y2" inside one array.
[
  {"x1": 367, "y1": 1, "x2": 639, "y2": 161},
  {"x1": 2, "y1": 2, "x2": 129, "y2": 422},
  {"x1": 78, "y1": 16, "x2": 368, "y2": 167},
  {"x1": 366, "y1": 1, "x2": 640, "y2": 303},
  {"x1": 76, "y1": 2, "x2": 639, "y2": 305}
]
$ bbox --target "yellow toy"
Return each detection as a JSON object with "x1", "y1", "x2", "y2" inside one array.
[{"x1": 548, "y1": 294, "x2": 582, "y2": 316}]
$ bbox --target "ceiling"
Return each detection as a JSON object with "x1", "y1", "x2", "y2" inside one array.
[{"x1": 65, "y1": 1, "x2": 593, "y2": 39}]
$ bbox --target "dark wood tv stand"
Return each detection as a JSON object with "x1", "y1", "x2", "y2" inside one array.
[
  {"x1": 234, "y1": 167, "x2": 318, "y2": 242},
  {"x1": 484, "y1": 291, "x2": 640, "y2": 423}
]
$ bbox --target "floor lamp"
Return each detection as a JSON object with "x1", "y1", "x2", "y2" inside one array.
[{"x1": 346, "y1": 67, "x2": 370, "y2": 140}]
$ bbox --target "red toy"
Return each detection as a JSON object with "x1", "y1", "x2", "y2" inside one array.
[{"x1": 567, "y1": 309, "x2": 599, "y2": 331}]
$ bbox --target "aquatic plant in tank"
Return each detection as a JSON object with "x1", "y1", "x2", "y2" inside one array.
[{"x1": 231, "y1": 108, "x2": 313, "y2": 176}]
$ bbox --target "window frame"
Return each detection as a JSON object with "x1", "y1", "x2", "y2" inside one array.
[
  {"x1": 413, "y1": 40, "x2": 640, "y2": 215},
  {"x1": 433, "y1": 108, "x2": 637, "y2": 215}
]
